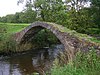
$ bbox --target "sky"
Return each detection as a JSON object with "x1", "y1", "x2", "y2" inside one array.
[
  {"x1": 0, "y1": 0, "x2": 24, "y2": 17},
  {"x1": 0, "y1": 0, "x2": 90, "y2": 17}
]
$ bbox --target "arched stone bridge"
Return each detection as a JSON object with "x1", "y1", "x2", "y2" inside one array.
[{"x1": 14, "y1": 21, "x2": 100, "y2": 61}]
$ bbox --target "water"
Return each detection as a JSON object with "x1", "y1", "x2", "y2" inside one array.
[{"x1": 0, "y1": 44, "x2": 64, "y2": 75}]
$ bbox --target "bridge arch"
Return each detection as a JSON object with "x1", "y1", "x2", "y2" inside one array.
[
  {"x1": 15, "y1": 22, "x2": 67, "y2": 47},
  {"x1": 15, "y1": 22, "x2": 79, "y2": 61},
  {"x1": 16, "y1": 22, "x2": 64, "y2": 44},
  {"x1": 14, "y1": 21, "x2": 100, "y2": 62}
]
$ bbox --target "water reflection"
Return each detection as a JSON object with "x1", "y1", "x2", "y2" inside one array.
[{"x1": 0, "y1": 44, "x2": 64, "y2": 75}]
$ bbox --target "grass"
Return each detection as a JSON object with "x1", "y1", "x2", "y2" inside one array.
[
  {"x1": 51, "y1": 48, "x2": 100, "y2": 75},
  {"x1": 0, "y1": 23, "x2": 29, "y2": 52},
  {"x1": 47, "y1": 22, "x2": 100, "y2": 44},
  {"x1": 0, "y1": 22, "x2": 29, "y2": 34}
]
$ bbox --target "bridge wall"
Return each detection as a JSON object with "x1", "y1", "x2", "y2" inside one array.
[{"x1": 14, "y1": 22, "x2": 100, "y2": 62}]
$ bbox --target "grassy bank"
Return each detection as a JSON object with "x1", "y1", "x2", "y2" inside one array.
[
  {"x1": 51, "y1": 49, "x2": 100, "y2": 75},
  {"x1": 0, "y1": 22, "x2": 29, "y2": 33},
  {"x1": 0, "y1": 23, "x2": 29, "y2": 52}
]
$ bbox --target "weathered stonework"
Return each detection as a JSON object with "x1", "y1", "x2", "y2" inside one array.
[{"x1": 14, "y1": 21, "x2": 100, "y2": 62}]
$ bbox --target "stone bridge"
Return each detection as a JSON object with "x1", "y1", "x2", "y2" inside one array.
[{"x1": 14, "y1": 21, "x2": 100, "y2": 61}]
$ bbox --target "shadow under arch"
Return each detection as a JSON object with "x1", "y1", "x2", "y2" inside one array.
[{"x1": 20, "y1": 26, "x2": 61, "y2": 47}]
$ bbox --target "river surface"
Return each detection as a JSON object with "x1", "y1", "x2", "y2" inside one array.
[{"x1": 0, "y1": 45, "x2": 64, "y2": 75}]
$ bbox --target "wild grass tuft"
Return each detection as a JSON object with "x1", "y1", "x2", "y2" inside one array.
[{"x1": 51, "y1": 48, "x2": 100, "y2": 75}]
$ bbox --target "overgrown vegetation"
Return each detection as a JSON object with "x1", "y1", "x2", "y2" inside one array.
[
  {"x1": 31, "y1": 29, "x2": 60, "y2": 48},
  {"x1": 0, "y1": 23, "x2": 28, "y2": 52},
  {"x1": 51, "y1": 48, "x2": 100, "y2": 75},
  {"x1": 47, "y1": 22, "x2": 100, "y2": 44}
]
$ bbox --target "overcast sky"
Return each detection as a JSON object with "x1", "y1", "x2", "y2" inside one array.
[
  {"x1": 0, "y1": 0, "x2": 24, "y2": 17},
  {"x1": 0, "y1": 0, "x2": 90, "y2": 17}
]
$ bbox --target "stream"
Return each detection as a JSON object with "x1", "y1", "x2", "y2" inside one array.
[{"x1": 0, "y1": 44, "x2": 64, "y2": 75}]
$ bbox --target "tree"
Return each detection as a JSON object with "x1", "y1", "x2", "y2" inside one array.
[
  {"x1": 12, "y1": 12, "x2": 20, "y2": 23},
  {"x1": 66, "y1": 8, "x2": 95, "y2": 34},
  {"x1": 19, "y1": 9, "x2": 37, "y2": 23},
  {"x1": 0, "y1": 17, "x2": 1, "y2": 22},
  {"x1": 0, "y1": 17, "x2": 7, "y2": 23},
  {"x1": 64, "y1": 0, "x2": 90, "y2": 11},
  {"x1": 5, "y1": 14, "x2": 15, "y2": 23},
  {"x1": 18, "y1": 0, "x2": 66, "y2": 22},
  {"x1": 17, "y1": 0, "x2": 37, "y2": 23},
  {"x1": 90, "y1": 0, "x2": 100, "y2": 28}
]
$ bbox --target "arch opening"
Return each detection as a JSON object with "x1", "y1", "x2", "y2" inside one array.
[
  {"x1": 29, "y1": 28, "x2": 61, "y2": 48},
  {"x1": 20, "y1": 26, "x2": 63, "y2": 49}
]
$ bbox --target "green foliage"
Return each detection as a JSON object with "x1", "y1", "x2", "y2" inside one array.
[
  {"x1": 0, "y1": 16, "x2": 7, "y2": 23},
  {"x1": 65, "y1": 8, "x2": 95, "y2": 34},
  {"x1": 19, "y1": 9, "x2": 37, "y2": 23},
  {"x1": 0, "y1": 25, "x2": 15, "y2": 52},
  {"x1": 31, "y1": 29, "x2": 60, "y2": 48},
  {"x1": 0, "y1": 23, "x2": 29, "y2": 52},
  {"x1": 0, "y1": 10, "x2": 37, "y2": 23},
  {"x1": 51, "y1": 49, "x2": 100, "y2": 75},
  {"x1": 0, "y1": 23, "x2": 28, "y2": 33},
  {"x1": 90, "y1": 0, "x2": 100, "y2": 28},
  {"x1": 33, "y1": 0, "x2": 66, "y2": 21}
]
